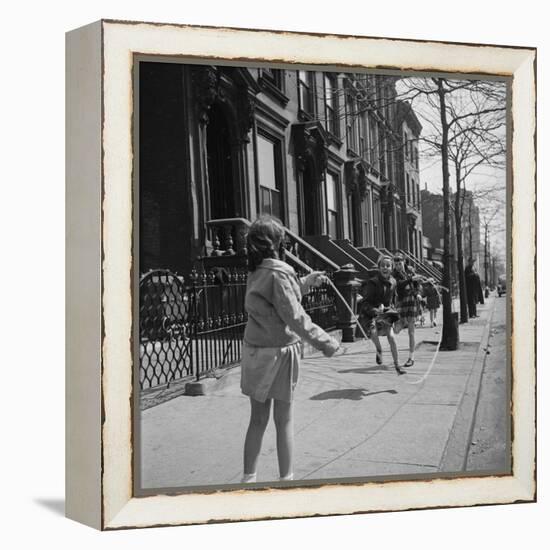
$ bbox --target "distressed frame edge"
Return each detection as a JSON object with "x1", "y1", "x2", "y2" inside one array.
[
  {"x1": 96, "y1": 21, "x2": 536, "y2": 530},
  {"x1": 65, "y1": 19, "x2": 104, "y2": 530}
]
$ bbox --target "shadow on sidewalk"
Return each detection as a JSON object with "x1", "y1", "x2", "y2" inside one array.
[
  {"x1": 338, "y1": 365, "x2": 394, "y2": 374},
  {"x1": 310, "y1": 388, "x2": 397, "y2": 401}
]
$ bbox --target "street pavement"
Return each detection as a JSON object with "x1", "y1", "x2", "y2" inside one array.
[{"x1": 140, "y1": 294, "x2": 503, "y2": 490}]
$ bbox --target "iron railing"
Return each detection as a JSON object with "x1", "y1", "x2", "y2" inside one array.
[{"x1": 139, "y1": 267, "x2": 337, "y2": 390}]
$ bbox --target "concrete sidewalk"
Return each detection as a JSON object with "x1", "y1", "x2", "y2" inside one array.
[{"x1": 140, "y1": 296, "x2": 497, "y2": 490}]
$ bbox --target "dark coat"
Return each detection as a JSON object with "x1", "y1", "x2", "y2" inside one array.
[
  {"x1": 423, "y1": 282, "x2": 441, "y2": 310},
  {"x1": 392, "y1": 266, "x2": 419, "y2": 301},
  {"x1": 359, "y1": 273, "x2": 397, "y2": 320},
  {"x1": 465, "y1": 265, "x2": 481, "y2": 303}
]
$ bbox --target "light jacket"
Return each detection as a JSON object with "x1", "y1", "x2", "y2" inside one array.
[{"x1": 243, "y1": 258, "x2": 338, "y2": 354}]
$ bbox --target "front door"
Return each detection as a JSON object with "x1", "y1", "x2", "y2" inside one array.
[
  {"x1": 301, "y1": 160, "x2": 321, "y2": 236},
  {"x1": 207, "y1": 103, "x2": 235, "y2": 220}
]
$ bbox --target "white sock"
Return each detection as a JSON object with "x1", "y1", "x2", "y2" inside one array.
[
  {"x1": 241, "y1": 473, "x2": 257, "y2": 483},
  {"x1": 280, "y1": 473, "x2": 294, "y2": 481}
]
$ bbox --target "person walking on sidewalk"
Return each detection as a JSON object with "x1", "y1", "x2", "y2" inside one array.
[
  {"x1": 465, "y1": 257, "x2": 481, "y2": 318},
  {"x1": 422, "y1": 277, "x2": 441, "y2": 327},
  {"x1": 240, "y1": 216, "x2": 340, "y2": 484},
  {"x1": 357, "y1": 255, "x2": 405, "y2": 375},
  {"x1": 392, "y1": 254, "x2": 422, "y2": 368}
]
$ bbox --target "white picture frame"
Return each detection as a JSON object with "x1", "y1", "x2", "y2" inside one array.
[{"x1": 66, "y1": 19, "x2": 536, "y2": 530}]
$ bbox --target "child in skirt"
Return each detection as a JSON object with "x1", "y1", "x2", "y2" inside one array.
[
  {"x1": 240, "y1": 216, "x2": 340, "y2": 483},
  {"x1": 392, "y1": 254, "x2": 422, "y2": 368},
  {"x1": 357, "y1": 255, "x2": 405, "y2": 375},
  {"x1": 422, "y1": 278, "x2": 441, "y2": 327}
]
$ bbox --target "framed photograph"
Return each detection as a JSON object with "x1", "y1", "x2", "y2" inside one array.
[{"x1": 66, "y1": 19, "x2": 536, "y2": 530}]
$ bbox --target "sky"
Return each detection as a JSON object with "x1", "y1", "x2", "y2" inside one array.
[{"x1": 395, "y1": 76, "x2": 508, "y2": 263}]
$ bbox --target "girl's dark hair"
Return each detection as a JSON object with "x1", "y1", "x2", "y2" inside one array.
[{"x1": 246, "y1": 215, "x2": 286, "y2": 272}]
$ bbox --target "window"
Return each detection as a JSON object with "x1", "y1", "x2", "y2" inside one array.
[
  {"x1": 262, "y1": 68, "x2": 284, "y2": 90},
  {"x1": 326, "y1": 172, "x2": 340, "y2": 238},
  {"x1": 361, "y1": 190, "x2": 372, "y2": 245},
  {"x1": 406, "y1": 174, "x2": 411, "y2": 205},
  {"x1": 257, "y1": 134, "x2": 283, "y2": 220},
  {"x1": 379, "y1": 123, "x2": 386, "y2": 177},
  {"x1": 373, "y1": 194, "x2": 382, "y2": 247},
  {"x1": 369, "y1": 115, "x2": 379, "y2": 169},
  {"x1": 324, "y1": 74, "x2": 338, "y2": 136},
  {"x1": 345, "y1": 93, "x2": 358, "y2": 152},
  {"x1": 298, "y1": 70, "x2": 315, "y2": 117},
  {"x1": 359, "y1": 113, "x2": 367, "y2": 157}
]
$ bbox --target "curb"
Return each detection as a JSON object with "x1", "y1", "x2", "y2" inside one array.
[{"x1": 438, "y1": 296, "x2": 497, "y2": 472}]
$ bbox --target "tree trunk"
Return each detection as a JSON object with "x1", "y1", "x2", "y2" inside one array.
[
  {"x1": 484, "y1": 224, "x2": 489, "y2": 286},
  {"x1": 455, "y1": 170, "x2": 469, "y2": 324},
  {"x1": 468, "y1": 202, "x2": 473, "y2": 259},
  {"x1": 437, "y1": 79, "x2": 459, "y2": 350}
]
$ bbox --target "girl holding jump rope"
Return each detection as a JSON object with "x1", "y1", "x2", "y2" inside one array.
[
  {"x1": 240, "y1": 216, "x2": 341, "y2": 483},
  {"x1": 357, "y1": 255, "x2": 405, "y2": 375},
  {"x1": 392, "y1": 254, "x2": 423, "y2": 368}
]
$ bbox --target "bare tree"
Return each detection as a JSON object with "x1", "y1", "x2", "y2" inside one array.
[
  {"x1": 396, "y1": 77, "x2": 506, "y2": 345},
  {"x1": 447, "y1": 88, "x2": 506, "y2": 322}
]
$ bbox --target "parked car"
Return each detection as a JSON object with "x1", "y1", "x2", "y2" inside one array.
[{"x1": 497, "y1": 275, "x2": 507, "y2": 297}]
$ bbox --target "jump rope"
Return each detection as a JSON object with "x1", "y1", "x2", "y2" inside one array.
[{"x1": 316, "y1": 272, "x2": 447, "y2": 386}]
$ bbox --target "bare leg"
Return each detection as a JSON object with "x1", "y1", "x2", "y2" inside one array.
[
  {"x1": 370, "y1": 329, "x2": 383, "y2": 353},
  {"x1": 243, "y1": 397, "x2": 272, "y2": 478},
  {"x1": 386, "y1": 329, "x2": 399, "y2": 366},
  {"x1": 408, "y1": 320, "x2": 415, "y2": 360},
  {"x1": 273, "y1": 399, "x2": 294, "y2": 479}
]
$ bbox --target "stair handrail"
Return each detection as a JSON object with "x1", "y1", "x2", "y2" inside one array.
[{"x1": 205, "y1": 217, "x2": 338, "y2": 274}]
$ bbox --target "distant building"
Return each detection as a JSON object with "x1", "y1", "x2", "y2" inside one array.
[
  {"x1": 460, "y1": 190, "x2": 483, "y2": 277},
  {"x1": 395, "y1": 101, "x2": 423, "y2": 259},
  {"x1": 420, "y1": 188, "x2": 454, "y2": 274},
  {"x1": 421, "y1": 186, "x2": 486, "y2": 286}
]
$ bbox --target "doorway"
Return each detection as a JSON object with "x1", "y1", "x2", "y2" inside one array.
[
  {"x1": 206, "y1": 103, "x2": 235, "y2": 220},
  {"x1": 301, "y1": 160, "x2": 320, "y2": 236}
]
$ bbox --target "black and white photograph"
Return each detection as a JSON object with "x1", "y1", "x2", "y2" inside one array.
[
  {"x1": 5, "y1": 0, "x2": 544, "y2": 544},
  {"x1": 136, "y1": 60, "x2": 510, "y2": 492}
]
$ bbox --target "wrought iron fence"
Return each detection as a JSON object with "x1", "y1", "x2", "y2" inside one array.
[
  {"x1": 139, "y1": 270, "x2": 193, "y2": 390},
  {"x1": 139, "y1": 267, "x2": 337, "y2": 390}
]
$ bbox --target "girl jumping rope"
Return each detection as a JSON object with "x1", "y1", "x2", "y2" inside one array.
[
  {"x1": 240, "y1": 216, "x2": 340, "y2": 483},
  {"x1": 357, "y1": 255, "x2": 405, "y2": 375},
  {"x1": 392, "y1": 254, "x2": 422, "y2": 368}
]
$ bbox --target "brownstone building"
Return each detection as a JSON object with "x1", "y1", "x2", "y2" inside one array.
[{"x1": 138, "y1": 61, "x2": 436, "y2": 279}]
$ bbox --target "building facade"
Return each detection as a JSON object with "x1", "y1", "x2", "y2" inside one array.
[
  {"x1": 395, "y1": 101, "x2": 423, "y2": 259},
  {"x1": 139, "y1": 62, "x2": 425, "y2": 276}
]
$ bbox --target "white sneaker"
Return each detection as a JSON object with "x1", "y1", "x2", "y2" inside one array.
[{"x1": 241, "y1": 473, "x2": 257, "y2": 483}]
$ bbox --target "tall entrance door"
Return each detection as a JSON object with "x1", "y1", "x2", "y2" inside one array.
[
  {"x1": 206, "y1": 103, "x2": 235, "y2": 220},
  {"x1": 301, "y1": 160, "x2": 321, "y2": 236},
  {"x1": 350, "y1": 193, "x2": 362, "y2": 246}
]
